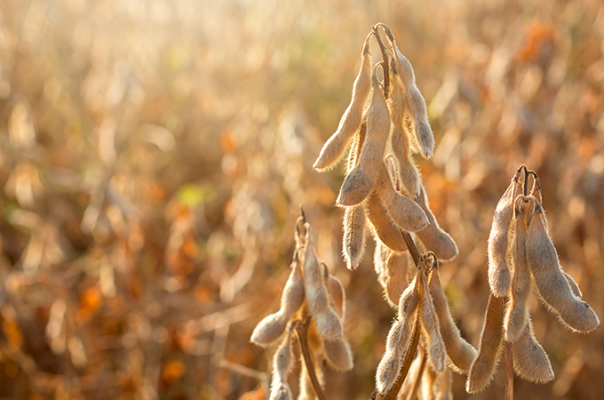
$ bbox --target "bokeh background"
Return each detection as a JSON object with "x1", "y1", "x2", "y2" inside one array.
[{"x1": 0, "y1": 0, "x2": 603, "y2": 399}]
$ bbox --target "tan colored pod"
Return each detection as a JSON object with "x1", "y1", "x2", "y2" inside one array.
[
  {"x1": 314, "y1": 40, "x2": 372, "y2": 171},
  {"x1": 324, "y1": 337, "x2": 354, "y2": 371},
  {"x1": 391, "y1": 44, "x2": 434, "y2": 159},
  {"x1": 563, "y1": 271, "x2": 582, "y2": 298},
  {"x1": 466, "y1": 294, "x2": 505, "y2": 393},
  {"x1": 413, "y1": 184, "x2": 458, "y2": 261},
  {"x1": 418, "y1": 264, "x2": 446, "y2": 373},
  {"x1": 511, "y1": 316, "x2": 554, "y2": 383},
  {"x1": 487, "y1": 173, "x2": 521, "y2": 297},
  {"x1": 303, "y1": 224, "x2": 344, "y2": 339},
  {"x1": 327, "y1": 274, "x2": 345, "y2": 318},
  {"x1": 337, "y1": 76, "x2": 391, "y2": 206},
  {"x1": 420, "y1": 366, "x2": 436, "y2": 400},
  {"x1": 251, "y1": 254, "x2": 305, "y2": 346},
  {"x1": 504, "y1": 209, "x2": 531, "y2": 342},
  {"x1": 299, "y1": 349, "x2": 325, "y2": 400},
  {"x1": 376, "y1": 279, "x2": 420, "y2": 393},
  {"x1": 364, "y1": 191, "x2": 408, "y2": 252},
  {"x1": 376, "y1": 163, "x2": 429, "y2": 232},
  {"x1": 343, "y1": 205, "x2": 366, "y2": 270},
  {"x1": 269, "y1": 329, "x2": 294, "y2": 400},
  {"x1": 428, "y1": 268, "x2": 477, "y2": 373},
  {"x1": 383, "y1": 250, "x2": 412, "y2": 308},
  {"x1": 434, "y1": 368, "x2": 453, "y2": 400},
  {"x1": 387, "y1": 62, "x2": 421, "y2": 197},
  {"x1": 398, "y1": 353, "x2": 423, "y2": 400},
  {"x1": 526, "y1": 207, "x2": 600, "y2": 333}
]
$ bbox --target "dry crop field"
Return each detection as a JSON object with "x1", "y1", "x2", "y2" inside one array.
[{"x1": 0, "y1": 0, "x2": 603, "y2": 399}]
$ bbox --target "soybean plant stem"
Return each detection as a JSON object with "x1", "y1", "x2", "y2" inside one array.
[
  {"x1": 295, "y1": 317, "x2": 327, "y2": 400},
  {"x1": 505, "y1": 341, "x2": 514, "y2": 400}
]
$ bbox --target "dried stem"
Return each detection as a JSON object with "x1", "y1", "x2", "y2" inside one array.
[
  {"x1": 405, "y1": 348, "x2": 426, "y2": 400},
  {"x1": 402, "y1": 231, "x2": 421, "y2": 266},
  {"x1": 505, "y1": 341, "x2": 514, "y2": 400},
  {"x1": 294, "y1": 317, "x2": 327, "y2": 400}
]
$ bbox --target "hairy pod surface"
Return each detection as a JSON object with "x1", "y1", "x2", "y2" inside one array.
[
  {"x1": 413, "y1": 184, "x2": 458, "y2": 261},
  {"x1": 466, "y1": 294, "x2": 505, "y2": 393},
  {"x1": 428, "y1": 269, "x2": 476, "y2": 373},
  {"x1": 487, "y1": 175, "x2": 520, "y2": 297},
  {"x1": 303, "y1": 225, "x2": 344, "y2": 339},
  {"x1": 504, "y1": 210, "x2": 531, "y2": 342},
  {"x1": 391, "y1": 43, "x2": 434, "y2": 159},
  {"x1": 526, "y1": 209, "x2": 599, "y2": 333},
  {"x1": 364, "y1": 191, "x2": 408, "y2": 252},
  {"x1": 421, "y1": 366, "x2": 437, "y2": 400},
  {"x1": 434, "y1": 368, "x2": 453, "y2": 400},
  {"x1": 337, "y1": 78, "x2": 390, "y2": 206},
  {"x1": 387, "y1": 65, "x2": 421, "y2": 197},
  {"x1": 251, "y1": 255, "x2": 305, "y2": 346},
  {"x1": 383, "y1": 250, "x2": 411, "y2": 307},
  {"x1": 376, "y1": 278, "x2": 420, "y2": 393},
  {"x1": 324, "y1": 338, "x2": 354, "y2": 371},
  {"x1": 314, "y1": 41, "x2": 372, "y2": 171},
  {"x1": 270, "y1": 329, "x2": 294, "y2": 400},
  {"x1": 511, "y1": 316, "x2": 554, "y2": 383},
  {"x1": 376, "y1": 163, "x2": 429, "y2": 232},
  {"x1": 327, "y1": 274, "x2": 345, "y2": 318},
  {"x1": 343, "y1": 205, "x2": 366, "y2": 270},
  {"x1": 418, "y1": 266, "x2": 447, "y2": 373}
]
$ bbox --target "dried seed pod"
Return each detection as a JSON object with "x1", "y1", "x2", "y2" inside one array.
[
  {"x1": 487, "y1": 172, "x2": 521, "y2": 297},
  {"x1": 511, "y1": 316, "x2": 554, "y2": 383},
  {"x1": 526, "y1": 206, "x2": 600, "y2": 333},
  {"x1": 269, "y1": 328, "x2": 294, "y2": 400},
  {"x1": 382, "y1": 249, "x2": 412, "y2": 307},
  {"x1": 324, "y1": 338, "x2": 354, "y2": 371},
  {"x1": 314, "y1": 39, "x2": 372, "y2": 171},
  {"x1": 343, "y1": 205, "x2": 366, "y2": 270},
  {"x1": 374, "y1": 239, "x2": 388, "y2": 280},
  {"x1": 387, "y1": 62, "x2": 421, "y2": 197},
  {"x1": 390, "y1": 43, "x2": 434, "y2": 159},
  {"x1": 376, "y1": 279, "x2": 420, "y2": 393},
  {"x1": 364, "y1": 191, "x2": 408, "y2": 252},
  {"x1": 434, "y1": 368, "x2": 453, "y2": 400},
  {"x1": 303, "y1": 224, "x2": 344, "y2": 339},
  {"x1": 413, "y1": 184, "x2": 458, "y2": 261},
  {"x1": 327, "y1": 274, "x2": 345, "y2": 318},
  {"x1": 563, "y1": 271, "x2": 582, "y2": 298},
  {"x1": 504, "y1": 206, "x2": 531, "y2": 342},
  {"x1": 466, "y1": 294, "x2": 505, "y2": 393},
  {"x1": 251, "y1": 254, "x2": 305, "y2": 346},
  {"x1": 376, "y1": 162, "x2": 429, "y2": 232},
  {"x1": 398, "y1": 353, "x2": 423, "y2": 399},
  {"x1": 420, "y1": 366, "x2": 437, "y2": 400},
  {"x1": 337, "y1": 75, "x2": 391, "y2": 206},
  {"x1": 299, "y1": 349, "x2": 325, "y2": 400},
  {"x1": 418, "y1": 261, "x2": 446, "y2": 373},
  {"x1": 428, "y1": 268, "x2": 476, "y2": 373}
]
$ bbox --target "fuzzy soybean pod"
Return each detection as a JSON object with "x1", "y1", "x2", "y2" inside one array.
[
  {"x1": 303, "y1": 224, "x2": 344, "y2": 339},
  {"x1": 512, "y1": 316, "x2": 554, "y2": 383},
  {"x1": 269, "y1": 328, "x2": 295, "y2": 400},
  {"x1": 383, "y1": 250, "x2": 412, "y2": 308},
  {"x1": 387, "y1": 61, "x2": 421, "y2": 198},
  {"x1": 420, "y1": 367, "x2": 437, "y2": 400},
  {"x1": 343, "y1": 205, "x2": 366, "y2": 270},
  {"x1": 466, "y1": 294, "x2": 505, "y2": 394},
  {"x1": 391, "y1": 44, "x2": 434, "y2": 159},
  {"x1": 487, "y1": 173, "x2": 521, "y2": 297},
  {"x1": 364, "y1": 191, "x2": 408, "y2": 252},
  {"x1": 504, "y1": 207, "x2": 532, "y2": 342},
  {"x1": 434, "y1": 368, "x2": 453, "y2": 400},
  {"x1": 336, "y1": 75, "x2": 391, "y2": 206},
  {"x1": 376, "y1": 277, "x2": 420, "y2": 393},
  {"x1": 314, "y1": 38, "x2": 372, "y2": 171},
  {"x1": 526, "y1": 207, "x2": 600, "y2": 333},
  {"x1": 418, "y1": 264, "x2": 447, "y2": 373},
  {"x1": 412, "y1": 184, "x2": 458, "y2": 261},
  {"x1": 376, "y1": 162, "x2": 429, "y2": 232},
  {"x1": 323, "y1": 272, "x2": 353, "y2": 371},
  {"x1": 251, "y1": 254, "x2": 305, "y2": 346},
  {"x1": 428, "y1": 268, "x2": 477, "y2": 373}
]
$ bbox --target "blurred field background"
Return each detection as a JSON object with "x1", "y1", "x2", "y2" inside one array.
[{"x1": 0, "y1": 0, "x2": 603, "y2": 399}]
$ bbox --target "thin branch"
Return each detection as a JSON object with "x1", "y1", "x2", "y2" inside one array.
[
  {"x1": 294, "y1": 317, "x2": 327, "y2": 400},
  {"x1": 402, "y1": 231, "x2": 421, "y2": 266},
  {"x1": 505, "y1": 341, "x2": 514, "y2": 400}
]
